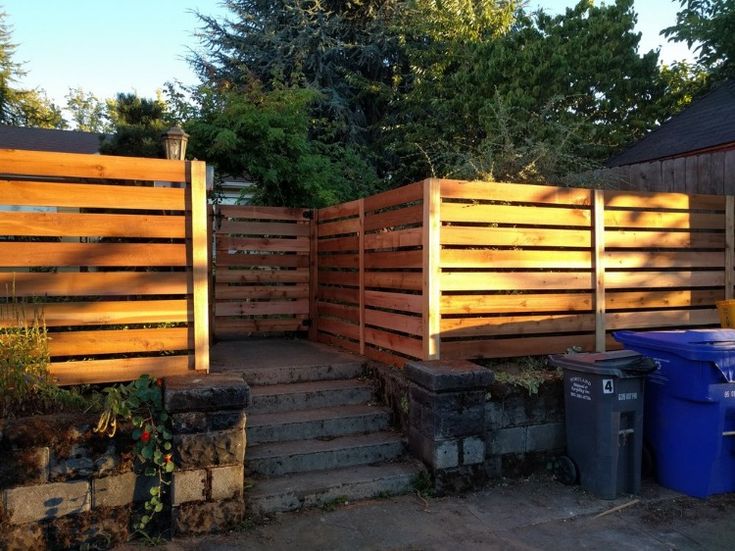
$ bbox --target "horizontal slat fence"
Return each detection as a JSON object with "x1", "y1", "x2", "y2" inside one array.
[
  {"x1": 0, "y1": 148, "x2": 209, "y2": 385},
  {"x1": 213, "y1": 205, "x2": 311, "y2": 338},
  {"x1": 306, "y1": 178, "x2": 733, "y2": 364}
]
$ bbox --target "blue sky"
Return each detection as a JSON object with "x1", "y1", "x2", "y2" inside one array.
[{"x1": 3, "y1": 0, "x2": 693, "y2": 107}]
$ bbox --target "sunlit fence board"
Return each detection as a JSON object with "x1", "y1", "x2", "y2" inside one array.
[
  {"x1": 212, "y1": 205, "x2": 311, "y2": 339},
  {"x1": 0, "y1": 148, "x2": 209, "y2": 384}
]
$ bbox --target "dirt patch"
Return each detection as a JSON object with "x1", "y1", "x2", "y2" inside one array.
[{"x1": 639, "y1": 492, "x2": 735, "y2": 526}]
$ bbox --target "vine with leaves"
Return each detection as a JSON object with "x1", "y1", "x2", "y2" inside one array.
[{"x1": 95, "y1": 375, "x2": 175, "y2": 536}]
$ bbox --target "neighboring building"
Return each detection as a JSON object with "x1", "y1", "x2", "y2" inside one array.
[
  {"x1": 600, "y1": 80, "x2": 735, "y2": 195},
  {"x1": 0, "y1": 125, "x2": 101, "y2": 154},
  {"x1": 217, "y1": 176, "x2": 255, "y2": 205}
]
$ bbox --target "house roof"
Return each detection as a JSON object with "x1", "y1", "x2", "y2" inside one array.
[
  {"x1": 607, "y1": 80, "x2": 735, "y2": 167},
  {"x1": 0, "y1": 125, "x2": 101, "y2": 154}
]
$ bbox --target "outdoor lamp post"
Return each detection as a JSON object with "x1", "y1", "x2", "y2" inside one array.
[{"x1": 162, "y1": 125, "x2": 189, "y2": 160}]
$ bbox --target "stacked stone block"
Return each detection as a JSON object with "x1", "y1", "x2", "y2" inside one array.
[
  {"x1": 165, "y1": 373, "x2": 249, "y2": 536},
  {"x1": 405, "y1": 360, "x2": 493, "y2": 494}
]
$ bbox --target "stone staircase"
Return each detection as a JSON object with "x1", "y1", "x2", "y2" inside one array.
[{"x1": 231, "y1": 344, "x2": 422, "y2": 515}]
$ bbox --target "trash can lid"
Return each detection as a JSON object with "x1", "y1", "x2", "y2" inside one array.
[
  {"x1": 548, "y1": 350, "x2": 655, "y2": 377},
  {"x1": 614, "y1": 329, "x2": 735, "y2": 382}
]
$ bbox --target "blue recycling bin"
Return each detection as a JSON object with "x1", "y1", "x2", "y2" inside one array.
[{"x1": 614, "y1": 329, "x2": 735, "y2": 498}]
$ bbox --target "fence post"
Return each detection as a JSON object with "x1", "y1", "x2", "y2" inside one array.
[
  {"x1": 593, "y1": 189, "x2": 606, "y2": 353},
  {"x1": 727, "y1": 196, "x2": 734, "y2": 300},
  {"x1": 190, "y1": 160, "x2": 210, "y2": 372},
  {"x1": 422, "y1": 179, "x2": 441, "y2": 360},
  {"x1": 358, "y1": 199, "x2": 366, "y2": 355},
  {"x1": 308, "y1": 208, "x2": 319, "y2": 341}
]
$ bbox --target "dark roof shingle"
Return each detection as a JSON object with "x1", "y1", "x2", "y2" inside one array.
[
  {"x1": 607, "y1": 80, "x2": 735, "y2": 167},
  {"x1": 0, "y1": 125, "x2": 101, "y2": 154}
]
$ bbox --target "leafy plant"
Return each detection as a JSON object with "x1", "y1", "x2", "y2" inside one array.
[
  {"x1": 493, "y1": 357, "x2": 561, "y2": 396},
  {"x1": 95, "y1": 375, "x2": 174, "y2": 537}
]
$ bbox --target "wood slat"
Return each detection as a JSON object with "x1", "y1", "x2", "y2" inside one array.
[
  {"x1": 441, "y1": 293, "x2": 593, "y2": 314},
  {"x1": 0, "y1": 242, "x2": 187, "y2": 267},
  {"x1": 441, "y1": 249, "x2": 592, "y2": 269},
  {"x1": 440, "y1": 334, "x2": 596, "y2": 359},
  {"x1": 317, "y1": 236, "x2": 359, "y2": 252},
  {"x1": 364, "y1": 290, "x2": 423, "y2": 313},
  {"x1": 316, "y1": 332, "x2": 361, "y2": 354},
  {"x1": 317, "y1": 317, "x2": 360, "y2": 340},
  {"x1": 215, "y1": 253, "x2": 308, "y2": 268},
  {"x1": 441, "y1": 271, "x2": 593, "y2": 291},
  {"x1": 218, "y1": 220, "x2": 310, "y2": 236},
  {"x1": 439, "y1": 179, "x2": 592, "y2": 205},
  {"x1": 318, "y1": 200, "x2": 360, "y2": 221},
  {"x1": 441, "y1": 313, "x2": 596, "y2": 337},
  {"x1": 606, "y1": 309, "x2": 718, "y2": 330},
  {"x1": 364, "y1": 227, "x2": 422, "y2": 250},
  {"x1": 606, "y1": 289, "x2": 722, "y2": 310},
  {"x1": 441, "y1": 226, "x2": 591, "y2": 247},
  {"x1": 0, "y1": 212, "x2": 186, "y2": 238},
  {"x1": 364, "y1": 271, "x2": 422, "y2": 291},
  {"x1": 0, "y1": 299, "x2": 191, "y2": 327},
  {"x1": 317, "y1": 301, "x2": 360, "y2": 323},
  {"x1": 364, "y1": 309, "x2": 422, "y2": 336},
  {"x1": 604, "y1": 190, "x2": 725, "y2": 210},
  {"x1": 364, "y1": 250, "x2": 422, "y2": 269},
  {"x1": 216, "y1": 269, "x2": 309, "y2": 284},
  {"x1": 215, "y1": 299, "x2": 309, "y2": 317},
  {"x1": 315, "y1": 253, "x2": 359, "y2": 268},
  {"x1": 318, "y1": 218, "x2": 360, "y2": 237},
  {"x1": 48, "y1": 327, "x2": 190, "y2": 356},
  {"x1": 605, "y1": 230, "x2": 725, "y2": 248},
  {"x1": 219, "y1": 205, "x2": 309, "y2": 221},
  {"x1": 364, "y1": 205, "x2": 422, "y2": 232},
  {"x1": 363, "y1": 181, "x2": 424, "y2": 212},
  {"x1": 0, "y1": 180, "x2": 186, "y2": 210},
  {"x1": 215, "y1": 318, "x2": 306, "y2": 336},
  {"x1": 51, "y1": 355, "x2": 191, "y2": 386},
  {"x1": 605, "y1": 270, "x2": 724, "y2": 288},
  {"x1": 364, "y1": 326, "x2": 423, "y2": 358},
  {"x1": 217, "y1": 236, "x2": 310, "y2": 253},
  {"x1": 605, "y1": 251, "x2": 724, "y2": 269},
  {"x1": 604, "y1": 210, "x2": 724, "y2": 230},
  {"x1": 215, "y1": 285, "x2": 308, "y2": 300},
  {"x1": 441, "y1": 203, "x2": 591, "y2": 227},
  {"x1": 317, "y1": 285, "x2": 359, "y2": 304},
  {"x1": 317, "y1": 270, "x2": 359, "y2": 286},
  {"x1": 0, "y1": 149, "x2": 188, "y2": 182},
  {"x1": 0, "y1": 271, "x2": 189, "y2": 297}
]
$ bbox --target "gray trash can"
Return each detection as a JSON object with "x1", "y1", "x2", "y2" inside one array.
[{"x1": 548, "y1": 350, "x2": 655, "y2": 499}]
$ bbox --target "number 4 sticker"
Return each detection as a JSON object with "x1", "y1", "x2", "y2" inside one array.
[{"x1": 602, "y1": 379, "x2": 614, "y2": 394}]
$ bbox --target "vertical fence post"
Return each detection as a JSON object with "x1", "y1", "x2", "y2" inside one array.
[
  {"x1": 726, "y1": 196, "x2": 735, "y2": 300},
  {"x1": 208, "y1": 204, "x2": 216, "y2": 345},
  {"x1": 190, "y1": 160, "x2": 210, "y2": 372},
  {"x1": 422, "y1": 179, "x2": 441, "y2": 360},
  {"x1": 358, "y1": 199, "x2": 366, "y2": 355},
  {"x1": 308, "y1": 208, "x2": 319, "y2": 341},
  {"x1": 593, "y1": 189, "x2": 606, "y2": 353}
]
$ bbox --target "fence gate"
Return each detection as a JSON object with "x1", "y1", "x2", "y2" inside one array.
[{"x1": 212, "y1": 205, "x2": 312, "y2": 339}]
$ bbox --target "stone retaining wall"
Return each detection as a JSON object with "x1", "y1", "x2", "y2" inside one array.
[
  {"x1": 0, "y1": 374, "x2": 249, "y2": 550},
  {"x1": 374, "y1": 360, "x2": 565, "y2": 494}
]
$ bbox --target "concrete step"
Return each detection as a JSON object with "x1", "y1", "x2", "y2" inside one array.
[
  {"x1": 248, "y1": 461, "x2": 423, "y2": 515},
  {"x1": 240, "y1": 361, "x2": 365, "y2": 386},
  {"x1": 247, "y1": 431, "x2": 405, "y2": 477},
  {"x1": 249, "y1": 379, "x2": 374, "y2": 414},
  {"x1": 248, "y1": 404, "x2": 392, "y2": 445}
]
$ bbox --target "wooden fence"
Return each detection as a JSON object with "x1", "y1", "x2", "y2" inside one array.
[
  {"x1": 0, "y1": 148, "x2": 209, "y2": 385},
  {"x1": 305, "y1": 178, "x2": 733, "y2": 364},
  {"x1": 212, "y1": 205, "x2": 311, "y2": 338},
  {"x1": 594, "y1": 148, "x2": 735, "y2": 195}
]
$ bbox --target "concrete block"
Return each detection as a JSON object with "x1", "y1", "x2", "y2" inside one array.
[
  {"x1": 210, "y1": 464, "x2": 244, "y2": 501},
  {"x1": 172, "y1": 496, "x2": 244, "y2": 536},
  {"x1": 408, "y1": 432, "x2": 459, "y2": 470},
  {"x1": 405, "y1": 360, "x2": 493, "y2": 392},
  {"x1": 410, "y1": 385, "x2": 485, "y2": 438},
  {"x1": 174, "y1": 428, "x2": 245, "y2": 469},
  {"x1": 171, "y1": 412, "x2": 208, "y2": 434},
  {"x1": 208, "y1": 410, "x2": 247, "y2": 432},
  {"x1": 171, "y1": 469, "x2": 207, "y2": 506},
  {"x1": 484, "y1": 403, "x2": 503, "y2": 431},
  {"x1": 92, "y1": 472, "x2": 157, "y2": 508},
  {"x1": 0, "y1": 447, "x2": 49, "y2": 486},
  {"x1": 489, "y1": 427, "x2": 526, "y2": 456},
  {"x1": 526, "y1": 423, "x2": 565, "y2": 452},
  {"x1": 461, "y1": 437, "x2": 485, "y2": 465},
  {"x1": 165, "y1": 373, "x2": 250, "y2": 413},
  {"x1": 3, "y1": 480, "x2": 90, "y2": 524}
]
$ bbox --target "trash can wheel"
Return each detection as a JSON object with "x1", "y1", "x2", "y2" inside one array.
[{"x1": 555, "y1": 455, "x2": 578, "y2": 486}]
